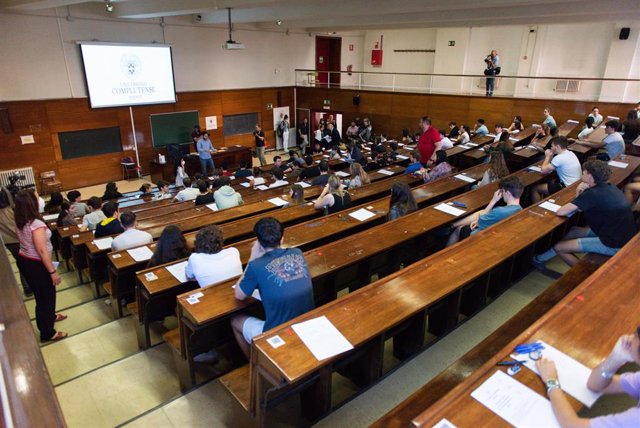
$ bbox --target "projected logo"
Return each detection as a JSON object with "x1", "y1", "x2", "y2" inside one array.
[{"x1": 120, "y1": 54, "x2": 142, "y2": 79}]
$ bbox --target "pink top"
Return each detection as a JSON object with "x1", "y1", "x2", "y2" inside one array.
[
  {"x1": 17, "y1": 219, "x2": 52, "y2": 261},
  {"x1": 590, "y1": 371, "x2": 640, "y2": 428}
]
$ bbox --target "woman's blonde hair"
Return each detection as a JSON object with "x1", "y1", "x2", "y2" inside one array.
[
  {"x1": 349, "y1": 162, "x2": 370, "y2": 185},
  {"x1": 328, "y1": 175, "x2": 346, "y2": 197}
]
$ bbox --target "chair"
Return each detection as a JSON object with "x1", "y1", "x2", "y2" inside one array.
[
  {"x1": 39, "y1": 171, "x2": 62, "y2": 196},
  {"x1": 121, "y1": 156, "x2": 141, "y2": 180}
]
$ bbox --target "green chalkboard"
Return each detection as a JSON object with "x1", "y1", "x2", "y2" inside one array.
[
  {"x1": 59, "y1": 126, "x2": 122, "y2": 160},
  {"x1": 150, "y1": 111, "x2": 199, "y2": 148},
  {"x1": 223, "y1": 112, "x2": 259, "y2": 136}
]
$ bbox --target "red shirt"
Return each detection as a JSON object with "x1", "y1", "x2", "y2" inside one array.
[{"x1": 418, "y1": 126, "x2": 442, "y2": 164}]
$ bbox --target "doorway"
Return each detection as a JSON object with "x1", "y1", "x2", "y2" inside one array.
[{"x1": 315, "y1": 36, "x2": 341, "y2": 87}]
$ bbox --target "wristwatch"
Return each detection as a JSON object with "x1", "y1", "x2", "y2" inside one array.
[{"x1": 546, "y1": 378, "x2": 561, "y2": 394}]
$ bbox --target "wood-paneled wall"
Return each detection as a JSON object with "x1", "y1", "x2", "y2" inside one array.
[
  {"x1": 296, "y1": 87, "x2": 634, "y2": 138},
  {"x1": 0, "y1": 87, "x2": 294, "y2": 191}
]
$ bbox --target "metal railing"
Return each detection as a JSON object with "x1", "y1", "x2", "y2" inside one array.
[{"x1": 295, "y1": 69, "x2": 640, "y2": 103}]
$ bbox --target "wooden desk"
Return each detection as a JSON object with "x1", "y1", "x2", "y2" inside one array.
[
  {"x1": 149, "y1": 146, "x2": 252, "y2": 182},
  {"x1": 464, "y1": 126, "x2": 538, "y2": 163},
  {"x1": 511, "y1": 120, "x2": 580, "y2": 168},
  {"x1": 411, "y1": 234, "x2": 640, "y2": 427}
]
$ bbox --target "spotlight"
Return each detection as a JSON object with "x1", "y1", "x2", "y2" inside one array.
[
  {"x1": 276, "y1": 20, "x2": 282, "y2": 26},
  {"x1": 105, "y1": 1, "x2": 113, "y2": 13}
]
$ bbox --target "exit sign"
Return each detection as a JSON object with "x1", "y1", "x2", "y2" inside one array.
[
  {"x1": 323, "y1": 99, "x2": 331, "y2": 106},
  {"x1": 448, "y1": 41, "x2": 455, "y2": 46}
]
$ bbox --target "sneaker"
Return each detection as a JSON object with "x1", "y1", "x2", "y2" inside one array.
[
  {"x1": 532, "y1": 256, "x2": 546, "y2": 271},
  {"x1": 193, "y1": 349, "x2": 219, "y2": 363}
]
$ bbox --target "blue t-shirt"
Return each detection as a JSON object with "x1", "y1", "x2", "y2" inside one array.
[
  {"x1": 475, "y1": 125, "x2": 489, "y2": 136},
  {"x1": 405, "y1": 162, "x2": 422, "y2": 174},
  {"x1": 239, "y1": 247, "x2": 314, "y2": 331},
  {"x1": 472, "y1": 205, "x2": 522, "y2": 234}
]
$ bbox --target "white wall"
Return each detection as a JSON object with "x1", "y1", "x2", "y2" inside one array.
[{"x1": 339, "y1": 33, "x2": 365, "y2": 88}]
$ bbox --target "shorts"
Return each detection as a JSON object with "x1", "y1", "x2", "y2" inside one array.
[
  {"x1": 547, "y1": 179, "x2": 565, "y2": 194},
  {"x1": 577, "y1": 229, "x2": 620, "y2": 256},
  {"x1": 242, "y1": 317, "x2": 265, "y2": 344}
]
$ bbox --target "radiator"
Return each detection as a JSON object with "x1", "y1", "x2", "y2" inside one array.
[{"x1": 0, "y1": 167, "x2": 36, "y2": 188}]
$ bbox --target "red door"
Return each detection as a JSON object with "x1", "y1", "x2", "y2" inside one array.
[{"x1": 316, "y1": 36, "x2": 341, "y2": 87}]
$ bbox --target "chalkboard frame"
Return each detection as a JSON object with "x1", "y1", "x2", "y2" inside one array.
[
  {"x1": 150, "y1": 110, "x2": 199, "y2": 148},
  {"x1": 59, "y1": 126, "x2": 122, "y2": 160}
]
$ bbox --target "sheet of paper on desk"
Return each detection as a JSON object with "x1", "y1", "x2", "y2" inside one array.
[
  {"x1": 471, "y1": 370, "x2": 559, "y2": 428},
  {"x1": 240, "y1": 182, "x2": 251, "y2": 188},
  {"x1": 292, "y1": 315, "x2": 354, "y2": 361},
  {"x1": 268, "y1": 197, "x2": 288, "y2": 207},
  {"x1": 378, "y1": 169, "x2": 394, "y2": 176},
  {"x1": 458, "y1": 144, "x2": 472, "y2": 149},
  {"x1": 454, "y1": 174, "x2": 476, "y2": 183},
  {"x1": 165, "y1": 260, "x2": 188, "y2": 283},
  {"x1": 256, "y1": 185, "x2": 269, "y2": 191},
  {"x1": 568, "y1": 119, "x2": 579, "y2": 124},
  {"x1": 127, "y1": 246, "x2": 154, "y2": 262},
  {"x1": 206, "y1": 203, "x2": 219, "y2": 211},
  {"x1": 42, "y1": 213, "x2": 58, "y2": 221},
  {"x1": 93, "y1": 237, "x2": 113, "y2": 250},
  {"x1": 511, "y1": 340, "x2": 601, "y2": 407},
  {"x1": 434, "y1": 203, "x2": 465, "y2": 217},
  {"x1": 348, "y1": 208, "x2": 376, "y2": 222},
  {"x1": 467, "y1": 142, "x2": 478, "y2": 147},
  {"x1": 396, "y1": 155, "x2": 409, "y2": 160},
  {"x1": 298, "y1": 181, "x2": 311, "y2": 188},
  {"x1": 608, "y1": 160, "x2": 628, "y2": 169},
  {"x1": 335, "y1": 171, "x2": 349, "y2": 177},
  {"x1": 528, "y1": 165, "x2": 542, "y2": 172},
  {"x1": 509, "y1": 137, "x2": 519, "y2": 142},
  {"x1": 431, "y1": 418, "x2": 458, "y2": 428},
  {"x1": 539, "y1": 201, "x2": 561, "y2": 213}
]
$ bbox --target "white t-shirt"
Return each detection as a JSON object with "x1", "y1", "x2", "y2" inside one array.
[
  {"x1": 577, "y1": 127, "x2": 594, "y2": 140},
  {"x1": 185, "y1": 247, "x2": 243, "y2": 287},
  {"x1": 459, "y1": 132, "x2": 470, "y2": 145},
  {"x1": 440, "y1": 136, "x2": 454, "y2": 150},
  {"x1": 174, "y1": 187, "x2": 200, "y2": 202},
  {"x1": 551, "y1": 150, "x2": 582, "y2": 186},
  {"x1": 111, "y1": 228, "x2": 153, "y2": 252}
]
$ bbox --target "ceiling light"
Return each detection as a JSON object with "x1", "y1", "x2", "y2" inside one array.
[
  {"x1": 276, "y1": 20, "x2": 282, "y2": 26},
  {"x1": 104, "y1": 1, "x2": 113, "y2": 13}
]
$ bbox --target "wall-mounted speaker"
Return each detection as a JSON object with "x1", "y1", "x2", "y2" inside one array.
[
  {"x1": 0, "y1": 108, "x2": 12, "y2": 134},
  {"x1": 619, "y1": 27, "x2": 630, "y2": 40},
  {"x1": 353, "y1": 95, "x2": 360, "y2": 106}
]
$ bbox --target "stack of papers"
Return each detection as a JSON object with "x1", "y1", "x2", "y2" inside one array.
[
  {"x1": 335, "y1": 171, "x2": 350, "y2": 177},
  {"x1": 377, "y1": 169, "x2": 394, "y2": 176},
  {"x1": 268, "y1": 197, "x2": 288, "y2": 207},
  {"x1": 454, "y1": 174, "x2": 476, "y2": 183},
  {"x1": 608, "y1": 160, "x2": 628, "y2": 169},
  {"x1": 539, "y1": 201, "x2": 561, "y2": 213},
  {"x1": 434, "y1": 203, "x2": 466, "y2": 217},
  {"x1": 205, "y1": 203, "x2": 218, "y2": 211},
  {"x1": 256, "y1": 185, "x2": 269, "y2": 191},
  {"x1": 291, "y1": 316, "x2": 354, "y2": 361},
  {"x1": 126, "y1": 246, "x2": 154, "y2": 262},
  {"x1": 165, "y1": 261, "x2": 188, "y2": 283},
  {"x1": 348, "y1": 208, "x2": 376, "y2": 222},
  {"x1": 93, "y1": 237, "x2": 113, "y2": 250}
]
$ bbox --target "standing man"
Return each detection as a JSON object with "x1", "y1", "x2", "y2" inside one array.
[
  {"x1": 253, "y1": 124, "x2": 267, "y2": 166},
  {"x1": 417, "y1": 116, "x2": 442, "y2": 167},
  {"x1": 627, "y1": 101, "x2": 640, "y2": 120},
  {"x1": 297, "y1": 117, "x2": 309, "y2": 154},
  {"x1": 191, "y1": 124, "x2": 201, "y2": 152},
  {"x1": 196, "y1": 131, "x2": 215, "y2": 176},
  {"x1": 484, "y1": 50, "x2": 500, "y2": 97}
]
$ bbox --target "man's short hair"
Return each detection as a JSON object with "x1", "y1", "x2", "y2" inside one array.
[
  {"x1": 550, "y1": 135, "x2": 569, "y2": 149},
  {"x1": 102, "y1": 201, "x2": 119, "y2": 218},
  {"x1": 195, "y1": 225, "x2": 224, "y2": 254},
  {"x1": 477, "y1": 119, "x2": 485, "y2": 124},
  {"x1": 67, "y1": 190, "x2": 81, "y2": 202},
  {"x1": 273, "y1": 155, "x2": 282, "y2": 162},
  {"x1": 157, "y1": 180, "x2": 169, "y2": 190},
  {"x1": 411, "y1": 150, "x2": 421, "y2": 162},
  {"x1": 183, "y1": 177, "x2": 192, "y2": 188},
  {"x1": 421, "y1": 116, "x2": 431, "y2": 125},
  {"x1": 495, "y1": 123, "x2": 503, "y2": 129},
  {"x1": 272, "y1": 168, "x2": 285, "y2": 180},
  {"x1": 119, "y1": 211, "x2": 136, "y2": 228},
  {"x1": 319, "y1": 160, "x2": 329, "y2": 172},
  {"x1": 239, "y1": 159, "x2": 249, "y2": 169},
  {"x1": 87, "y1": 196, "x2": 102, "y2": 210},
  {"x1": 254, "y1": 217, "x2": 284, "y2": 248},
  {"x1": 583, "y1": 160, "x2": 611, "y2": 184},
  {"x1": 305, "y1": 155, "x2": 314, "y2": 166},
  {"x1": 289, "y1": 150, "x2": 296, "y2": 157},
  {"x1": 499, "y1": 176, "x2": 524, "y2": 198},
  {"x1": 449, "y1": 121, "x2": 457, "y2": 126},
  {"x1": 196, "y1": 180, "x2": 208, "y2": 193},
  {"x1": 605, "y1": 120, "x2": 620, "y2": 131},
  {"x1": 218, "y1": 176, "x2": 231, "y2": 186}
]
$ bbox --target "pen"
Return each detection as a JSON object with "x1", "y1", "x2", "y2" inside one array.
[
  {"x1": 496, "y1": 361, "x2": 524, "y2": 366},
  {"x1": 452, "y1": 201, "x2": 467, "y2": 208}
]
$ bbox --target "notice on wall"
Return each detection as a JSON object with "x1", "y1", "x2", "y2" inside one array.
[
  {"x1": 205, "y1": 116, "x2": 218, "y2": 130},
  {"x1": 20, "y1": 135, "x2": 35, "y2": 145}
]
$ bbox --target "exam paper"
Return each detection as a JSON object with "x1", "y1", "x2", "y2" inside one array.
[
  {"x1": 396, "y1": 155, "x2": 409, "y2": 160},
  {"x1": 467, "y1": 142, "x2": 478, "y2": 147},
  {"x1": 431, "y1": 419, "x2": 457, "y2": 428},
  {"x1": 268, "y1": 197, "x2": 288, "y2": 207},
  {"x1": 454, "y1": 174, "x2": 476, "y2": 183},
  {"x1": 93, "y1": 237, "x2": 113, "y2": 250},
  {"x1": 126, "y1": 246, "x2": 154, "y2": 262},
  {"x1": 471, "y1": 370, "x2": 559, "y2": 428},
  {"x1": 568, "y1": 119, "x2": 579, "y2": 124},
  {"x1": 298, "y1": 181, "x2": 311, "y2": 188},
  {"x1": 256, "y1": 185, "x2": 269, "y2": 191},
  {"x1": 335, "y1": 171, "x2": 350, "y2": 177},
  {"x1": 608, "y1": 160, "x2": 628, "y2": 169},
  {"x1": 528, "y1": 166, "x2": 542, "y2": 172},
  {"x1": 165, "y1": 261, "x2": 188, "y2": 283},
  {"x1": 348, "y1": 208, "x2": 376, "y2": 222},
  {"x1": 539, "y1": 201, "x2": 561, "y2": 213},
  {"x1": 434, "y1": 203, "x2": 466, "y2": 217},
  {"x1": 206, "y1": 203, "x2": 219, "y2": 211},
  {"x1": 240, "y1": 182, "x2": 251, "y2": 188},
  {"x1": 512, "y1": 340, "x2": 601, "y2": 407},
  {"x1": 42, "y1": 213, "x2": 58, "y2": 221},
  {"x1": 377, "y1": 169, "x2": 394, "y2": 176},
  {"x1": 292, "y1": 316, "x2": 353, "y2": 361}
]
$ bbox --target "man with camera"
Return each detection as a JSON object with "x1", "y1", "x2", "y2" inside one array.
[{"x1": 484, "y1": 50, "x2": 500, "y2": 97}]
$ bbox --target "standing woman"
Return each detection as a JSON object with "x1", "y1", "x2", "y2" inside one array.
[
  {"x1": 387, "y1": 182, "x2": 417, "y2": 221},
  {"x1": 281, "y1": 115, "x2": 290, "y2": 151},
  {"x1": 14, "y1": 190, "x2": 66, "y2": 341},
  {"x1": 175, "y1": 157, "x2": 188, "y2": 187}
]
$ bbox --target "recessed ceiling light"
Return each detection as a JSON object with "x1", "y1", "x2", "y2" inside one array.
[{"x1": 276, "y1": 20, "x2": 282, "y2": 26}]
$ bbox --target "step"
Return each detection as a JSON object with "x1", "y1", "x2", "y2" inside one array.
[
  {"x1": 219, "y1": 364, "x2": 251, "y2": 411},
  {"x1": 163, "y1": 328, "x2": 181, "y2": 355}
]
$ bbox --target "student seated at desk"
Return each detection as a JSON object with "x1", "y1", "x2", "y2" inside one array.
[
  {"x1": 405, "y1": 150, "x2": 422, "y2": 175},
  {"x1": 473, "y1": 118, "x2": 489, "y2": 136},
  {"x1": 312, "y1": 141, "x2": 323, "y2": 155},
  {"x1": 194, "y1": 180, "x2": 215, "y2": 206},
  {"x1": 298, "y1": 155, "x2": 321, "y2": 181},
  {"x1": 94, "y1": 201, "x2": 124, "y2": 238},
  {"x1": 310, "y1": 160, "x2": 331, "y2": 187},
  {"x1": 387, "y1": 182, "x2": 417, "y2": 221},
  {"x1": 234, "y1": 160, "x2": 252, "y2": 178},
  {"x1": 343, "y1": 162, "x2": 370, "y2": 190},
  {"x1": 478, "y1": 150, "x2": 510, "y2": 187},
  {"x1": 67, "y1": 190, "x2": 88, "y2": 216},
  {"x1": 447, "y1": 176, "x2": 523, "y2": 246},
  {"x1": 44, "y1": 191, "x2": 64, "y2": 215},
  {"x1": 153, "y1": 180, "x2": 173, "y2": 200},
  {"x1": 231, "y1": 217, "x2": 314, "y2": 358},
  {"x1": 286, "y1": 184, "x2": 305, "y2": 207},
  {"x1": 138, "y1": 183, "x2": 152, "y2": 196},
  {"x1": 536, "y1": 328, "x2": 640, "y2": 428},
  {"x1": 531, "y1": 136, "x2": 582, "y2": 203},
  {"x1": 492, "y1": 124, "x2": 505, "y2": 143},
  {"x1": 402, "y1": 128, "x2": 415, "y2": 144},
  {"x1": 111, "y1": 211, "x2": 153, "y2": 252},
  {"x1": 185, "y1": 225, "x2": 242, "y2": 288},
  {"x1": 173, "y1": 178, "x2": 199, "y2": 202},
  {"x1": 439, "y1": 131, "x2": 454, "y2": 150},
  {"x1": 507, "y1": 115, "x2": 524, "y2": 133},
  {"x1": 272, "y1": 156, "x2": 293, "y2": 174},
  {"x1": 543, "y1": 107, "x2": 557, "y2": 129},
  {"x1": 577, "y1": 116, "x2": 596, "y2": 140},
  {"x1": 265, "y1": 168, "x2": 288, "y2": 189},
  {"x1": 56, "y1": 202, "x2": 76, "y2": 227},
  {"x1": 102, "y1": 182, "x2": 123, "y2": 201},
  {"x1": 314, "y1": 175, "x2": 352, "y2": 214},
  {"x1": 346, "y1": 139, "x2": 365, "y2": 165},
  {"x1": 576, "y1": 120, "x2": 625, "y2": 161},
  {"x1": 214, "y1": 176, "x2": 243, "y2": 209},
  {"x1": 447, "y1": 121, "x2": 460, "y2": 140},
  {"x1": 148, "y1": 225, "x2": 189, "y2": 267},
  {"x1": 458, "y1": 125, "x2": 471, "y2": 145},
  {"x1": 534, "y1": 160, "x2": 636, "y2": 268},
  {"x1": 588, "y1": 105, "x2": 604, "y2": 127},
  {"x1": 287, "y1": 150, "x2": 306, "y2": 169},
  {"x1": 81, "y1": 197, "x2": 105, "y2": 231},
  {"x1": 420, "y1": 150, "x2": 452, "y2": 183}
]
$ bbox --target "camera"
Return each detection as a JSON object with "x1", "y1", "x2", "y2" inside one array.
[{"x1": 6, "y1": 172, "x2": 29, "y2": 197}]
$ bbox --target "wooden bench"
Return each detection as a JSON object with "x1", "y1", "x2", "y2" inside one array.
[
  {"x1": 372, "y1": 252, "x2": 608, "y2": 428},
  {"x1": 410, "y1": 233, "x2": 640, "y2": 427}
]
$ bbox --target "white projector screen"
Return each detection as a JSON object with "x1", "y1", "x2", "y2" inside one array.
[{"x1": 79, "y1": 42, "x2": 177, "y2": 108}]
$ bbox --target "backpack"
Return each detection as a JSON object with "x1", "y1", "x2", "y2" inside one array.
[{"x1": 277, "y1": 120, "x2": 286, "y2": 137}]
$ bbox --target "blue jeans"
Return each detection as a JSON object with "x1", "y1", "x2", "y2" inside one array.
[
  {"x1": 577, "y1": 229, "x2": 620, "y2": 256},
  {"x1": 486, "y1": 77, "x2": 495, "y2": 96},
  {"x1": 200, "y1": 157, "x2": 214, "y2": 176}
]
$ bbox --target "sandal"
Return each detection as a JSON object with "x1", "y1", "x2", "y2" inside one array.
[
  {"x1": 54, "y1": 314, "x2": 68, "y2": 322},
  {"x1": 46, "y1": 331, "x2": 68, "y2": 342}
]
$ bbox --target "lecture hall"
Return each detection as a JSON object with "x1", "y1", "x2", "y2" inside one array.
[{"x1": 1, "y1": 1, "x2": 640, "y2": 427}]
